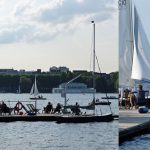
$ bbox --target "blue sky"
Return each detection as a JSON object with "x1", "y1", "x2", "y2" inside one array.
[{"x1": 0, "y1": 0, "x2": 118, "y2": 73}]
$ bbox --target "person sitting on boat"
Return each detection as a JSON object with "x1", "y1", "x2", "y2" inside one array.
[
  {"x1": 1, "y1": 101, "x2": 11, "y2": 115},
  {"x1": 136, "y1": 84, "x2": 146, "y2": 106},
  {"x1": 122, "y1": 89, "x2": 130, "y2": 108},
  {"x1": 38, "y1": 95, "x2": 43, "y2": 99},
  {"x1": 54, "y1": 103, "x2": 62, "y2": 113},
  {"x1": 74, "y1": 102, "x2": 81, "y2": 115},
  {"x1": 128, "y1": 92, "x2": 136, "y2": 109},
  {"x1": 45, "y1": 102, "x2": 53, "y2": 113}
]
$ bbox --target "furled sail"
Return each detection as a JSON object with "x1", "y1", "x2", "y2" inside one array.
[
  {"x1": 131, "y1": 6, "x2": 150, "y2": 82},
  {"x1": 119, "y1": 0, "x2": 134, "y2": 87}
]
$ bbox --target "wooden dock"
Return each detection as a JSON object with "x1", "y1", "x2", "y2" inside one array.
[{"x1": 119, "y1": 109, "x2": 150, "y2": 144}]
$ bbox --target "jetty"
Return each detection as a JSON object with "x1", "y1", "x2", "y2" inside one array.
[{"x1": 119, "y1": 109, "x2": 150, "y2": 144}]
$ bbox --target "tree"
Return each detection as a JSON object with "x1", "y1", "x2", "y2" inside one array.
[{"x1": 20, "y1": 76, "x2": 32, "y2": 93}]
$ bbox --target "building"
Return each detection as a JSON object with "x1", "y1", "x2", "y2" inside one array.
[
  {"x1": 59, "y1": 66, "x2": 69, "y2": 73},
  {"x1": 73, "y1": 70, "x2": 88, "y2": 74},
  {"x1": 36, "y1": 69, "x2": 41, "y2": 74},
  {"x1": 0, "y1": 69, "x2": 18, "y2": 74},
  {"x1": 52, "y1": 82, "x2": 96, "y2": 93},
  {"x1": 49, "y1": 66, "x2": 69, "y2": 73}
]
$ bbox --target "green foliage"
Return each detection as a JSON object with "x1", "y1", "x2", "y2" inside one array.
[
  {"x1": 20, "y1": 76, "x2": 32, "y2": 92},
  {"x1": 0, "y1": 71, "x2": 118, "y2": 93}
]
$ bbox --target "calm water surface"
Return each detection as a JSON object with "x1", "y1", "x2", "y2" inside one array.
[
  {"x1": 120, "y1": 134, "x2": 150, "y2": 150},
  {"x1": 0, "y1": 93, "x2": 118, "y2": 150}
]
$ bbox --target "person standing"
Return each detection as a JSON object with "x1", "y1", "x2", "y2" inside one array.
[{"x1": 136, "y1": 84, "x2": 146, "y2": 106}]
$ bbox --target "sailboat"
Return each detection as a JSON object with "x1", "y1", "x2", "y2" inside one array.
[
  {"x1": 30, "y1": 76, "x2": 46, "y2": 100},
  {"x1": 16, "y1": 85, "x2": 21, "y2": 94},
  {"x1": 56, "y1": 21, "x2": 114, "y2": 123},
  {"x1": 119, "y1": 0, "x2": 150, "y2": 92}
]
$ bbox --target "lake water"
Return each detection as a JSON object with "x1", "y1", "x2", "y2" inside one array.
[
  {"x1": 120, "y1": 134, "x2": 150, "y2": 150},
  {"x1": 0, "y1": 93, "x2": 118, "y2": 150}
]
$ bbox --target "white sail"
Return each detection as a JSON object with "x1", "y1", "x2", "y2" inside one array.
[
  {"x1": 30, "y1": 76, "x2": 39, "y2": 97},
  {"x1": 131, "y1": 6, "x2": 150, "y2": 81},
  {"x1": 34, "y1": 76, "x2": 39, "y2": 96},
  {"x1": 30, "y1": 83, "x2": 34, "y2": 95},
  {"x1": 18, "y1": 85, "x2": 21, "y2": 94},
  {"x1": 119, "y1": 0, "x2": 134, "y2": 87}
]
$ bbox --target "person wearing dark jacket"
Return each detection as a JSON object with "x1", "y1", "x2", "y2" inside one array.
[
  {"x1": 45, "y1": 102, "x2": 53, "y2": 113},
  {"x1": 137, "y1": 84, "x2": 146, "y2": 106}
]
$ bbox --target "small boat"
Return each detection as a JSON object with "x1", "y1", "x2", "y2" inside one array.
[
  {"x1": 30, "y1": 76, "x2": 46, "y2": 100},
  {"x1": 16, "y1": 85, "x2": 21, "y2": 94},
  {"x1": 101, "y1": 96, "x2": 118, "y2": 100},
  {"x1": 30, "y1": 96, "x2": 46, "y2": 100},
  {"x1": 95, "y1": 101, "x2": 111, "y2": 105}
]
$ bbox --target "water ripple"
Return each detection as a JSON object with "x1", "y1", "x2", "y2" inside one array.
[{"x1": 120, "y1": 134, "x2": 150, "y2": 150}]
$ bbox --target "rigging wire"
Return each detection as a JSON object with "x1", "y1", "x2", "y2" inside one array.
[{"x1": 95, "y1": 53, "x2": 112, "y2": 114}]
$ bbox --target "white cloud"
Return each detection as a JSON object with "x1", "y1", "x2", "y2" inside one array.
[
  {"x1": 0, "y1": 0, "x2": 116, "y2": 44},
  {"x1": 76, "y1": 0, "x2": 84, "y2": 3}
]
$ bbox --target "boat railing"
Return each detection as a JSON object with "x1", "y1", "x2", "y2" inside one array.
[{"x1": 0, "y1": 100, "x2": 37, "y2": 116}]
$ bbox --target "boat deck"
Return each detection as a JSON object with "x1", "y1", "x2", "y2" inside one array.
[{"x1": 119, "y1": 109, "x2": 150, "y2": 144}]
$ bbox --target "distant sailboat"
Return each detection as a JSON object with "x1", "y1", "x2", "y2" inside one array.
[
  {"x1": 30, "y1": 76, "x2": 46, "y2": 100},
  {"x1": 16, "y1": 85, "x2": 21, "y2": 94}
]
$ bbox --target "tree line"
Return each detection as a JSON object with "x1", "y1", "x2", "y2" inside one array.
[{"x1": 0, "y1": 71, "x2": 118, "y2": 93}]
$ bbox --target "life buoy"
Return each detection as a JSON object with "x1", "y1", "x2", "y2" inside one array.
[{"x1": 14, "y1": 102, "x2": 23, "y2": 114}]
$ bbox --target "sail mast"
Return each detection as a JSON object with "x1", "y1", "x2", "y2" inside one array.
[{"x1": 91, "y1": 21, "x2": 95, "y2": 101}]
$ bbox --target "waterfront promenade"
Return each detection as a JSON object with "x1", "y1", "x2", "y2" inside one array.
[{"x1": 119, "y1": 109, "x2": 150, "y2": 144}]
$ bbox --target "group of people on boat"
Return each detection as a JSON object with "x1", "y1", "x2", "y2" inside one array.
[
  {"x1": 38, "y1": 95, "x2": 43, "y2": 99},
  {"x1": 119, "y1": 84, "x2": 149, "y2": 109},
  {"x1": 44, "y1": 102, "x2": 62, "y2": 114},
  {"x1": 0, "y1": 100, "x2": 82, "y2": 116},
  {"x1": 44, "y1": 102, "x2": 81, "y2": 115}
]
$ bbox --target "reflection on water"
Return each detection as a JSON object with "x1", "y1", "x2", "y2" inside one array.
[
  {"x1": 0, "y1": 93, "x2": 118, "y2": 150},
  {"x1": 120, "y1": 134, "x2": 150, "y2": 150}
]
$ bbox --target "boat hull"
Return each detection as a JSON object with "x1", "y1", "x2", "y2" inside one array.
[
  {"x1": 102, "y1": 97, "x2": 118, "y2": 99},
  {"x1": 30, "y1": 98, "x2": 46, "y2": 100},
  {"x1": 0, "y1": 114, "x2": 116, "y2": 122},
  {"x1": 56, "y1": 114, "x2": 114, "y2": 123},
  {"x1": 95, "y1": 102, "x2": 111, "y2": 105},
  {"x1": 0, "y1": 115, "x2": 58, "y2": 122}
]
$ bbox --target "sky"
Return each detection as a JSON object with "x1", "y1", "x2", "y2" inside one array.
[{"x1": 0, "y1": 0, "x2": 118, "y2": 73}]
